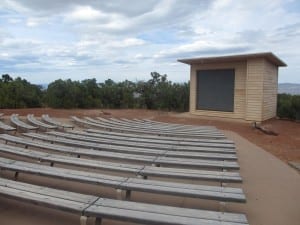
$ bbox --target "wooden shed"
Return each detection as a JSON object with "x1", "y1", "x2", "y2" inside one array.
[{"x1": 178, "y1": 52, "x2": 287, "y2": 122}]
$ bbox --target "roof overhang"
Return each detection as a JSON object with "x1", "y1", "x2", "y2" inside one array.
[{"x1": 178, "y1": 52, "x2": 287, "y2": 67}]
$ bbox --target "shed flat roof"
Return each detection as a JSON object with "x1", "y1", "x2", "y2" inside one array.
[{"x1": 178, "y1": 52, "x2": 287, "y2": 67}]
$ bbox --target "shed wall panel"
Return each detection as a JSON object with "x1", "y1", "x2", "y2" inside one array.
[
  {"x1": 245, "y1": 58, "x2": 265, "y2": 121},
  {"x1": 262, "y1": 60, "x2": 278, "y2": 120}
]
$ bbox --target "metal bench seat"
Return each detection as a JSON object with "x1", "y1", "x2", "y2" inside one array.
[
  {"x1": 0, "y1": 157, "x2": 246, "y2": 203},
  {"x1": 0, "y1": 142, "x2": 242, "y2": 182},
  {"x1": 10, "y1": 114, "x2": 38, "y2": 131},
  {"x1": 0, "y1": 178, "x2": 248, "y2": 225},
  {"x1": 27, "y1": 114, "x2": 57, "y2": 130}
]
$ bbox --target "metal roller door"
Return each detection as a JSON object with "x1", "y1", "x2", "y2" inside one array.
[{"x1": 197, "y1": 69, "x2": 235, "y2": 112}]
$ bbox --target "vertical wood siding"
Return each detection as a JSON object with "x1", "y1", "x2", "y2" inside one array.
[
  {"x1": 262, "y1": 60, "x2": 278, "y2": 120},
  {"x1": 245, "y1": 58, "x2": 264, "y2": 121}
]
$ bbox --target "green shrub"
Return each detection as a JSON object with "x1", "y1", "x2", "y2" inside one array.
[{"x1": 277, "y1": 94, "x2": 300, "y2": 120}]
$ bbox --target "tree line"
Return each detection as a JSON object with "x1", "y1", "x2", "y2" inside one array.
[
  {"x1": 0, "y1": 72, "x2": 189, "y2": 112},
  {"x1": 1, "y1": 73, "x2": 299, "y2": 120}
]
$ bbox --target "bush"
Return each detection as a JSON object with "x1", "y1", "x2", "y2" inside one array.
[{"x1": 277, "y1": 94, "x2": 300, "y2": 120}]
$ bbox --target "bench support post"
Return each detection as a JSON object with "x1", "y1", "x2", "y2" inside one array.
[
  {"x1": 151, "y1": 163, "x2": 160, "y2": 167},
  {"x1": 95, "y1": 217, "x2": 102, "y2": 225},
  {"x1": 116, "y1": 189, "x2": 131, "y2": 200},
  {"x1": 137, "y1": 175, "x2": 148, "y2": 180},
  {"x1": 219, "y1": 201, "x2": 226, "y2": 212},
  {"x1": 221, "y1": 168, "x2": 227, "y2": 187},
  {"x1": 219, "y1": 167, "x2": 227, "y2": 212},
  {"x1": 14, "y1": 172, "x2": 19, "y2": 180},
  {"x1": 80, "y1": 216, "x2": 87, "y2": 225}
]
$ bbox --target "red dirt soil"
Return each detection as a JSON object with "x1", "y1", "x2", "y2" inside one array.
[{"x1": 1, "y1": 108, "x2": 299, "y2": 163}]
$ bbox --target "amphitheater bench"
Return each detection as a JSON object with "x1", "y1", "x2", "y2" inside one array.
[
  {"x1": 10, "y1": 114, "x2": 38, "y2": 132},
  {"x1": 47, "y1": 130, "x2": 236, "y2": 151},
  {"x1": 0, "y1": 157, "x2": 246, "y2": 203},
  {"x1": 1, "y1": 133, "x2": 239, "y2": 170},
  {"x1": 72, "y1": 116, "x2": 226, "y2": 139},
  {"x1": 0, "y1": 178, "x2": 248, "y2": 225},
  {"x1": 27, "y1": 114, "x2": 57, "y2": 130},
  {"x1": 42, "y1": 114, "x2": 74, "y2": 130},
  {"x1": 68, "y1": 129, "x2": 235, "y2": 145},
  {"x1": 83, "y1": 128, "x2": 234, "y2": 144},
  {"x1": 0, "y1": 143, "x2": 242, "y2": 183},
  {"x1": 22, "y1": 133, "x2": 240, "y2": 170},
  {"x1": 0, "y1": 120, "x2": 16, "y2": 133},
  {"x1": 0, "y1": 140, "x2": 242, "y2": 183},
  {"x1": 97, "y1": 117, "x2": 219, "y2": 134}
]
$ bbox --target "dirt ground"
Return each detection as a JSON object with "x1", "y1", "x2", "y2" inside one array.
[{"x1": 1, "y1": 108, "x2": 299, "y2": 164}]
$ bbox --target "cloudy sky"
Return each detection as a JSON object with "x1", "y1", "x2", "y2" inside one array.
[{"x1": 0, "y1": 0, "x2": 299, "y2": 84}]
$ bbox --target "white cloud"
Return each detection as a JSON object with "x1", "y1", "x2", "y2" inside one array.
[
  {"x1": 154, "y1": 40, "x2": 249, "y2": 59},
  {"x1": 26, "y1": 17, "x2": 47, "y2": 27},
  {"x1": 67, "y1": 5, "x2": 105, "y2": 21},
  {"x1": 112, "y1": 38, "x2": 145, "y2": 48},
  {"x1": 0, "y1": 0, "x2": 299, "y2": 83},
  {"x1": 8, "y1": 18, "x2": 22, "y2": 24}
]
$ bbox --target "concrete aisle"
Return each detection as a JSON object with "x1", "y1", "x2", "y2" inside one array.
[{"x1": 225, "y1": 131, "x2": 300, "y2": 225}]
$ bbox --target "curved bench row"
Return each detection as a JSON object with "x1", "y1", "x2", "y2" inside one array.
[
  {"x1": 46, "y1": 131, "x2": 236, "y2": 158},
  {"x1": 0, "y1": 142, "x2": 242, "y2": 182},
  {"x1": 114, "y1": 117, "x2": 216, "y2": 129},
  {"x1": 27, "y1": 114, "x2": 57, "y2": 130},
  {"x1": 96, "y1": 117, "x2": 219, "y2": 133},
  {"x1": 1, "y1": 114, "x2": 73, "y2": 132},
  {"x1": 0, "y1": 157, "x2": 246, "y2": 203},
  {"x1": 49, "y1": 130, "x2": 235, "y2": 150},
  {"x1": 125, "y1": 118, "x2": 215, "y2": 130},
  {"x1": 73, "y1": 129, "x2": 234, "y2": 145},
  {"x1": 0, "y1": 178, "x2": 248, "y2": 225},
  {"x1": 72, "y1": 116, "x2": 225, "y2": 139},
  {"x1": 20, "y1": 133, "x2": 240, "y2": 169},
  {"x1": 41, "y1": 114, "x2": 74, "y2": 129},
  {"x1": 1, "y1": 133, "x2": 239, "y2": 169},
  {"x1": 86, "y1": 116, "x2": 225, "y2": 138},
  {"x1": 84, "y1": 128, "x2": 233, "y2": 144},
  {"x1": 10, "y1": 114, "x2": 38, "y2": 131},
  {"x1": 0, "y1": 120, "x2": 16, "y2": 132}
]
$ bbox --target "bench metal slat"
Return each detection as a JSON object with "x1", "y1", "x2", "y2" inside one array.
[
  {"x1": 70, "y1": 129, "x2": 234, "y2": 145},
  {"x1": 0, "y1": 178, "x2": 97, "y2": 203},
  {"x1": 0, "y1": 186, "x2": 89, "y2": 213},
  {"x1": 0, "y1": 178, "x2": 248, "y2": 225},
  {"x1": 10, "y1": 114, "x2": 38, "y2": 130},
  {"x1": 83, "y1": 127, "x2": 231, "y2": 143},
  {"x1": 91, "y1": 198, "x2": 248, "y2": 224},
  {"x1": 48, "y1": 130, "x2": 235, "y2": 151}
]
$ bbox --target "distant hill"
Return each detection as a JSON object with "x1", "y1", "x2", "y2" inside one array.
[
  {"x1": 37, "y1": 83, "x2": 48, "y2": 90},
  {"x1": 278, "y1": 83, "x2": 300, "y2": 95}
]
